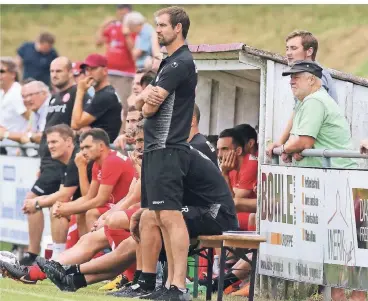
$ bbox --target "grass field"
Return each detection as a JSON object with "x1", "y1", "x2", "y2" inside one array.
[{"x1": 1, "y1": 4, "x2": 368, "y2": 77}]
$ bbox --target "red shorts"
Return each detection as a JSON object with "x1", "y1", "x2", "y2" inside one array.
[
  {"x1": 124, "y1": 207, "x2": 139, "y2": 221},
  {"x1": 97, "y1": 203, "x2": 115, "y2": 214},
  {"x1": 237, "y1": 212, "x2": 250, "y2": 231}
]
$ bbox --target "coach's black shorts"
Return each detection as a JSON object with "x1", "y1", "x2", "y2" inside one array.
[
  {"x1": 182, "y1": 204, "x2": 239, "y2": 238},
  {"x1": 31, "y1": 161, "x2": 64, "y2": 196},
  {"x1": 141, "y1": 148, "x2": 190, "y2": 211}
]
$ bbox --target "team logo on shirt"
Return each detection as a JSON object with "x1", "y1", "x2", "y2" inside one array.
[
  {"x1": 62, "y1": 93, "x2": 70, "y2": 103},
  {"x1": 50, "y1": 98, "x2": 56, "y2": 105},
  {"x1": 171, "y1": 62, "x2": 178, "y2": 68},
  {"x1": 97, "y1": 170, "x2": 102, "y2": 181}
]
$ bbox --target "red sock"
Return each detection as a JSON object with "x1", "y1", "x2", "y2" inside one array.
[
  {"x1": 66, "y1": 215, "x2": 79, "y2": 249},
  {"x1": 123, "y1": 262, "x2": 136, "y2": 281},
  {"x1": 104, "y1": 226, "x2": 131, "y2": 250},
  {"x1": 28, "y1": 266, "x2": 47, "y2": 281}
]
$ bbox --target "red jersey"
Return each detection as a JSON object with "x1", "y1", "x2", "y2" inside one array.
[
  {"x1": 229, "y1": 153, "x2": 258, "y2": 198},
  {"x1": 103, "y1": 21, "x2": 136, "y2": 76},
  {"x1": 92, "y1": 150, "x2": 135, "y2": 204}
]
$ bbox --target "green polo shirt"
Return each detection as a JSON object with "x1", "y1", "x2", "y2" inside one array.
[{"x1": 291, "y1": 88, "x2": 357, "y2": 169}]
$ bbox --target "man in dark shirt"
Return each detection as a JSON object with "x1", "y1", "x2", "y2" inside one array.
[
  {"x1": 16, "y1": 32, "x2": 58, "y2": 87},
  {"x1": 71, "y1": 54, "x2": 122, "y2": 142},
  {"x1": 135, "y1": 6, "x2": 197, "y2": 297},
  {"x1": 22, "y1": 125, "x2": 78, "y2": 261},
  {"x1": 20, "y1": 57, "x2": 90, "y2": 266},
  {"x1": 188, "y1": 103, "x2": 218, "y2": 167}
]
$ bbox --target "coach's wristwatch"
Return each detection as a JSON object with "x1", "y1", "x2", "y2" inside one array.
[{"x1": 35, "y1": 200, "x2": 42, "y2": 211}]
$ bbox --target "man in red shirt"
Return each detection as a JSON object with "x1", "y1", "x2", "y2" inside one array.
[
  {"x1": 96, "y1": 4, "x2": 136, "y2": 131},
  {"x1": 217, "y1": 126, "x2": 258, "y2": 230},
  {"x1": 53, "y1": 128, "x2": 135, "y2": 234}
]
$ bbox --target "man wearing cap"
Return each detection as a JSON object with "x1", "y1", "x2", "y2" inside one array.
[
  {"x1": 72, "y1": 62, "x2": 94, "y2": 97},
  {"x1": 280, "y1": 60, "x2": 356, "y2": 169},
  {"x1": 71, "y1": 54, "x2": 122, "y2": 143}
]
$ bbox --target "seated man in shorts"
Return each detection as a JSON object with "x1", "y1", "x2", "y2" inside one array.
[
  {"x1": 52, "y1": 128, "x2": 135, "y2": 235},
  {"x1": 112, "y1": 146, "x2": 239, "y2": 299}
]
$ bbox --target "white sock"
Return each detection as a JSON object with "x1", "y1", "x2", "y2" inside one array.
[{"x1": 51, "y1": 243, "x2": 66, "y2": 261}]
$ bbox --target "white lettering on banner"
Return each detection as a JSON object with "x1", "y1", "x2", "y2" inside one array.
[{"x1": 259, "y1": 165, "x2": 368, "y2": 290}]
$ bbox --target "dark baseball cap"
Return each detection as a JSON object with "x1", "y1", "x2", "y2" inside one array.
[
  {"x1": 282, "y1": 60, "x2": 323, "y2": 78},
  {"x1": 80, "y1": 54, "x2": 108, "y2": 69}
]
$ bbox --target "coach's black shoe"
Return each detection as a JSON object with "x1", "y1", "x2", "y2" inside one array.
[
  {"x1": 35, "y1": 256, "x2": 48, "y2": 272},
  {"x1": 140, "y1": 286, "x2": 169, "y2": 300},
  {"x1": 19, "y1": 252, "x2": 37, "y2": 266},
  {"x1": 110, "y1": 283, "x2": 153, "y2": 298},
  {"x1": 0, "y1": 261, "x2": 37, "y2": 284},
  {"x1": 157, "y1": 285, "x2": 192, "y2": 301},
  {"x1": 44, "y1": 261, "x2": 77, "y2": 292}
]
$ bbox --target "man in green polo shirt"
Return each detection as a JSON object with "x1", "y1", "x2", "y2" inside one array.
[{"x1": 280, "y1": 60, "x2": 356, "y2": 169}]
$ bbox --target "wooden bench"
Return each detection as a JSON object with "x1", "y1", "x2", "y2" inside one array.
[{"x1": 190, "y1": 234, "x2": 266, "y2": 301}]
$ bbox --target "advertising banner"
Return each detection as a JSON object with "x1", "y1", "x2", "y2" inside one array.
[{"x1": 259, "y1": 165, "x2": 368, "y2": 290}]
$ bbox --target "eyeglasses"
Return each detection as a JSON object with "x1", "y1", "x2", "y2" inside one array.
[{"x1": 22, "y1": 91, "x2": 43, "y2": 98}]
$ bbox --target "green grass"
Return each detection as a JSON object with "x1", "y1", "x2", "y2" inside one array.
[{"x1": 1, "y1": 4, "x2": 368, "y2": 77}]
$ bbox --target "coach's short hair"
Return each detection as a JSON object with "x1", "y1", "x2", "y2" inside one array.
[
  {"x1": 218, "y1": 128, "x2": 245, "y2": 149},
  {"x1": 79, "y1": 128, "x2": 110, "y2": 146},
  {"x1": 234, "y1": 123, "x2": 257, "y2": 144},
  {"x1": 45, "y1": 124, "x2": 74, "y2": 140}
]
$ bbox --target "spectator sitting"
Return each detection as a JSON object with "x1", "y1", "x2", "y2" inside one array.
[
  {"x1": 16, "y1": 32, "x2": 58, "y2": 87},
  {"x1": 126, "y1": 70, "x2": 145, "y2": 108},
  {"x1": 280, "y1": 61, "x2": 357, "y2": 169},
  {"x1": 0, "y1": 59, "x2": 31, "y2": 155},
  {"x1": 0, "y1": 81, "x2": 50, "y2": 146},
  {"x1": 123, "y1": 11, "x2": 160, "y2": 70}
]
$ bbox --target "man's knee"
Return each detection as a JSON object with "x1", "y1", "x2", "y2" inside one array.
[
  {"x1": 105, "y1": 211, "x2": 127, "y2": 229},
  {"x1": 86, "y1": 208, "x2": 100, "y2": 221},
  {"x1": 140, "y1": 210, "x2": 158, "y2": 230},
  {"x1": 157, "y1": 210, "x2": 183, "y2": 227}
]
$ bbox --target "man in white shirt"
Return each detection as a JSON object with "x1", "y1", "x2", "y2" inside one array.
[
  {"x1": 0, "y1": 59, "x2": 30, "y2": 155},
  {"x1": 0, "y1": 81, "x2": 50, "y2": 147}
]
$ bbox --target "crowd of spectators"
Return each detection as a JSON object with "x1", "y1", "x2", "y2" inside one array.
[{"x1": 0, "y1": 5, "x2": 367, "y2": 301}]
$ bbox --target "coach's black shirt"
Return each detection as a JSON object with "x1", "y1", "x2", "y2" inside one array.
[
  {"x1": 39, "y1": 85, "x2": 91, "y2": 166},
  {"x1": 144, "y1": 45, "x2": 197, "y2": 152},
  {"x1": 61, "y1": 147, "x2": 93, "y2": 200},
  {"x1": 84, "y1": 85, "x2": 122, "y2": 143},
  {"x1": 183, "y1": 147, "x2": 237, "y2": 217},
  {"x1": 189, "y1": 133, "x2": 218, "y2": 167}
]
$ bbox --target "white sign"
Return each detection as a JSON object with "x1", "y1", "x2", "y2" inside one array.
[
  {"x1": 259, "y1": 165, "x2": 368, "y2": 290},
  {"x1": 0, "y1": 156, "x2": 51, "y2": 246}
]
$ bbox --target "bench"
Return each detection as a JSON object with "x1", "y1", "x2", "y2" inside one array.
[{"x1": 190, "y1": 234, "x2": 266, "y2": 301}]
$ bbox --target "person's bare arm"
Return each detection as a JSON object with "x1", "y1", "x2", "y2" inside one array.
[
  {"x1": 38, "y1": 186, "x2": 77, "y2": 207},
  {"x1": 96, "y1": 17, "x2": 114, "y2": 47},
  {"x1": 283, "y1": 135, "x2": 315, "y2": 154},
  {"x1": 142, "y1": 86, "x2": 168, "y2": 117},
  {"x1": 233, "y1": 188, "x2": 257, "y2": 213}
]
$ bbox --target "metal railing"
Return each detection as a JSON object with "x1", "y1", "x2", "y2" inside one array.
[{"x1": 272, "y1": 147, "x2": 368, "y2": 167}]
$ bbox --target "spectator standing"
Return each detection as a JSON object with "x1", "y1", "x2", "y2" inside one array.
[
  {"x1": 72, "y1": 54, "x2": 122, "y2": 142},
  {"x1": 16, "y1": 32, "x2": 58, "y2": 87},
  {"x1": 0, "y1": 59, "x2": 30, "y2": 155},
  {"x1": 267, "y1": 30, "x2": 338, "y2": 157},
  {"x1": 96, "y1": 4, "x2": 136, "y2": 132},
  {"x1": 280, "y1": 61, "x2": 356, "y2": 168},
  {"x1": 123, "y1": 11, "x2": 160, "y2": 70}
]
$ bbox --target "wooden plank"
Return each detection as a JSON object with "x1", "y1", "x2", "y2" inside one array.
[
  {"x1": 196, "y1": 76, "x2": 212, "y2": 135},
  {"x1": 223, "y1": 240, "x2": 261, "y2": 249},
  {"x1": 200, "y1": 240, "x2": 223, "y2": 248},
  {"x1": 199, "y1": 70, "x2": 255, "y2": 89},
  {"x1": 264, "y1": 60, "x2": 275, "y2": 152},
  {"x1": 195, "y1": 59, "x2": 258, "y2": 71}
]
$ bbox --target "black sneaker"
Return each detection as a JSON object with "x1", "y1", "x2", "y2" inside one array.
[
  {"x1": 44, "y1": 261, "x2": 76, "y2": 292},
  {"x1": 35, "y1": 256, "x2": 48, "y2": 272},
  {"x1": 0, "y1": 261, "x2": 37, "y2": 284},
  {"x1": 157, "y1": 285, "x2": 192, "y2": 301},
  {"x1": 140, "y1": 286, "x2": 169, "y2": 300},
  {"x1": 110, "y1": 283, "x2": 153, "y2": 298},
  {"x1": 19, "y1": 252, "x2": 37, "y2": 266}
]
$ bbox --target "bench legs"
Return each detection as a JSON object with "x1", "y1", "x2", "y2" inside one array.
[
  {"x1": 216, "y1": 246, "x2": 227, "y2": 301},
  {"x1": 206, "y1": 248, "x2": 214, "y2": 301},
  {"x1": 248, "y1": 249, "x2": 258, "y2": 301}
]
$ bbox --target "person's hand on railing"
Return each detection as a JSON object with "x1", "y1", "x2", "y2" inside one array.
[
  {"x1": 292, "y1": 152, "x2": 304, "y2": 161},
  {"x1": 266, "y1": 142, "x2": 282, "y2": 158},
  {"x1": 281, "y1": 152, "x2": 292, "y2": 163},
  {"x1": 360, "y1": 139, "x2": 368, "y2": 154}
]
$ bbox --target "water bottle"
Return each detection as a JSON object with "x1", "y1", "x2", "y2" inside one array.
[{"x1": 213, "y1": 255, "x2": 220, "y2": 276}]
